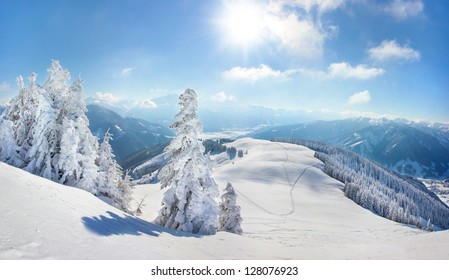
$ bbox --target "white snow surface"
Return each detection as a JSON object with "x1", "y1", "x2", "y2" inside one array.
[{"x1": 1, "y1": 138, "x2": 449, "y2": 259}]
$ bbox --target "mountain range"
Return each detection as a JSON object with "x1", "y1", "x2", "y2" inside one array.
[
  {"x1": 85, "y1": 101, "x2": 449, "y2": 179},
  {"x1": 86, "y1": 104, "x2": 173, "y2": 160},
  {"x1": 252, "y1": 118, "x2": 449, "y2": 179},
  {"x1": 87, "y1": 94, "x2": 309, "y2": 132}
]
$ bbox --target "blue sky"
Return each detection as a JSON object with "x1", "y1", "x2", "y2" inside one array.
[{"x1": 0, "y1": 0, "x2": 448, "y2": 122}]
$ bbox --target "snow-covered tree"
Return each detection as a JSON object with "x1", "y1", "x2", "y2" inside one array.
[
  {"x1": 1, "y1": 74, "x2": 40, "y2": 167},
  {"x1": 58, "y1": 76, "x2": 99, "y2": 193},
  {"x1": 0, "y1": 117, "x2": 19, "y2": 165},
  {"x1": 155, "y1": 89, "x2": 220, "y2": 235},
  {"x1": 117, "y1": 170, "x2": 135, "y2": 215},
  {"x1": 24, "y1": 87, "x2": 58, "y2": 180},
  {"x1": 57, "y1": 117, "x2": 81, "y2": 184},
  {"x1": 97, "y1": 129, "x2": 121, "y2": 197},
  {"x1": 1, "y1": 61, "x2": 99, "y2": 190},
  {"x1": 96, "y1": 130, "x2": 135, "y2": 214},
  {"x1": 0, "y1": 59, "x2": 132, "y2": 212},
  {"x1": 219, "y1": 182, "x2": 243, "y2": 234}
]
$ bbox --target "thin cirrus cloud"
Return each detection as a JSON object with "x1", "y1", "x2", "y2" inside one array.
[
  {"x1": 119, "y1": 67, "x2": 134, "y2": 78},
  {"x1": 368, "y1": 40, "x2": 420, "y2": 62},
  {"x1": 383, "y1": 0, "x2": 424, "y2": 20},
  {"x1": 347, "y1": 90, "x2": 371, "y2": 105}
]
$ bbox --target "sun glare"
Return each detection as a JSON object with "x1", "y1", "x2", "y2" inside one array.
[{"x1": 218, "y1": 0, "x2": 265, "y2": 50}]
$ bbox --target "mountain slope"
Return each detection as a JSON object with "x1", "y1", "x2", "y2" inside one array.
[
  {"x1": 86, "y1": 104, "x2": 173, "y2": 160},
  {"x1": 253, "y1": 118, "x2": 449, "y2": 178},
  {"x1": 2, "y1": 139, "x2": 449, "y2": 259}
]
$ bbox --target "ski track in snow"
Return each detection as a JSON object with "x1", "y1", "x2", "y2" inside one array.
[{"x1": 235, "y1": 142, "x2": 320, "y2": 217}]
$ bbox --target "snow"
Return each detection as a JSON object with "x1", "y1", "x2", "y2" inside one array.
[
  {"x1": 349, "y1": 140, "x2": 364, "y2": 147},
  {"x1": 201, "y1": 129, "x2": 253, "y2": 140},
  {"x1": 392, "y1": 159, "x2": 426, "y2": 177},
  {"x1": 420, "y1": 178, "x2": 449, "y2": 207},
  {"x1": 114, "y1": 125, "x2": 123, "y2": 132},
  {"x1": 2, "y1": 138, "x2": 449, "y2": 259}
]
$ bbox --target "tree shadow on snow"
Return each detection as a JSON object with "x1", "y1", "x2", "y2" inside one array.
[{"x1": 81, "y1": 211, "x2": 198, "y2": 238}]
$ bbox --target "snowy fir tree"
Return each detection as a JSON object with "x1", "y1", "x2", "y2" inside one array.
[
  {"x1": 0, "y1": 116, "x2": 19, "y2": 165},
  {"x1": 1, "y1": 74, "x2": 41, "y2": 167},
  {"x1": 57, "y1": 75, "x2": 99, "y2": 193},
  {"x1": 0, "y1": 60, "x2": 128, "y2": 204},
  {"x1": 117, "y1": 170, "x2": 135, "y2": 215},
  {"x1": 96, "y1": 129, "x2": 134, "y2": 214},
  {"x1": 219, "y1": 182, "x2": 243, "y2": 234},
  {"x1": 97, "y1": 129, "x2": 122, "y2": 198},
  {"x1": 155, "y1": 89, "x2": 220, "y2": 235}
]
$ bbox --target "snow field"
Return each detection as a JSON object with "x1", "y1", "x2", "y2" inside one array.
[{"x1": 2, "y1": 138, "x2": 449, "y2": 259}]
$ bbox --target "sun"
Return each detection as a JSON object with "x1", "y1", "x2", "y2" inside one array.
[{"x1": 217, "y1": 0, "x2": 265, "y2": 50}]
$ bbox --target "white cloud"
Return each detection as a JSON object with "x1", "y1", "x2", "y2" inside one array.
[
  {"x1": 265, "y1": 12, "x2": 325, "y2": 58},
  {"x1": 368, "y1": 40, "x2": 420, "y2": 62},
  {"x1": 223, "y1": 61, "x2": 384, "y2": 82},
  {"x1": 0, "y1": 81, "x2": 11, "y2": 93},
  {"x1": 211, "y1": 91, "x2": 236, "y2": 102},
  {"x1": 218, "y1": 0, "x2": 343, "y2": 59},
  {"x1": 95, "y1": 92, "x2": 121, "y2": 103},
  {"x1": 137, "y1": 99, "x2": 157, "y2": 108},
  {"x1": 263, "y1": 0, "x2": 345, "y2": 58},
  {"x1": 271, "y1": 0, "x2": 345, "y2": 14},
  {"x1": 328, "y1": 62, "x2": 385, "y2": 79},
  {"x1": 383, "y1": 0, "x2": 424, "y2": 20},
  {"x1": 348, "y1": 90, "x2": 371, "y2": 105},
  {"x1": 120, "y1": 67, "x2": 134, "y2": 78},
  {"x1": 223, "y1": 64, "x2": 285, "y2": 82},
  {"x1": 320, "y1": 107, "x2": 332, "y2": 113},
  {"x1": 291, "y1": 0, "x2": 345, "y2": 13}
]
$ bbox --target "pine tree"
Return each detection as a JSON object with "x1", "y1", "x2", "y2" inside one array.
[
  {"x1": 0, "y1": 117, "x2": 19, "y2": 165},
  {"x1": 219, "y1": 182, "x2": 243, "y2": 234},
  {"x1": 97, "y1": 130, "x2": 135, "y2": 214},
  {"x1": 155, "y1": 89, "x2": 219, "y2": 235},
  {"x1": 1, "y1": 60, "x2": 100, "y2": 193},
  {"x1": 97, "y1": 129, "x2": 121, "y2": 197},
  {"x1": 2, "y1": 74, "x2": 40, "y2": 167},
  {"x1": 117, "y1": 170, "x2": 135, "y2": 215},
  {"x1": 0, "y1": 59, "x2": 133, "y2": 213},
  {"x1": 25, "y1": 86, "x2": 58, "y2": 180},
  {"x1": 60, "y1": 76, "x2": 99, "y2": 193}
]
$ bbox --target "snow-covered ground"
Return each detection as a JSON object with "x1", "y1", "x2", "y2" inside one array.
[
  {"x1": 1, "y1": 138, "x2": 449, "y2": 259},
  {"x1": 420, "y1": 178, "x2": 449, "y2": 206}
]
